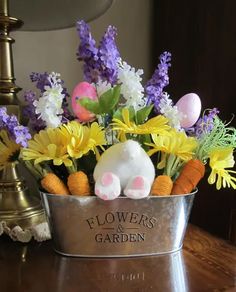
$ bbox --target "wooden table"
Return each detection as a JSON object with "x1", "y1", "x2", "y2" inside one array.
[{"x1": 0, "y1": 224, "x2": 235, "y2": 292}]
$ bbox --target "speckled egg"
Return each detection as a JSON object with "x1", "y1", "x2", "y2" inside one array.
[
  {"x1": 71, "y1": 82, "x2": 97, "y2": 122},
  {"x1": 176, "y1": 93, "x2": 201, "y2": 128}
]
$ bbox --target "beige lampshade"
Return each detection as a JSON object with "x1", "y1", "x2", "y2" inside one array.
[{"x1": 9, "y1": 0, "x2": 114, "y2": 31}]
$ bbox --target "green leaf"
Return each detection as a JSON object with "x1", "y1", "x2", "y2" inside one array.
[
  {"x1": 112, "y1": 85, "x2": 121, "y2": 107},
  {"x1": 79, "y1": 98, "x2": 102, "y2": 115},
  {"x1": 113, "y1": 106, "x2": 135, "y2": 122},
  {"x1": 128, "y1": 106, "x2": 135, "y2": 121},
  {"x1": 113, "y1": 108, "x2": 123, "y2": 120},
  {"x1": 99, "y1": 85, "x2": 121, "y2": 114},
  {"x1": 136, "y1": 105, "x2": 154, "y2": 124},
  {"x1": 138, "y1": 134, "x2": 152, "y2": 151}
]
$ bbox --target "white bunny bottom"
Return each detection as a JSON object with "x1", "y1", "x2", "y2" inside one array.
[{"x1": 94, "y1": 172, "x2": 152, "y2": 200}]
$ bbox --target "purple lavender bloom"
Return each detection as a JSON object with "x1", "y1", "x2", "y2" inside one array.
[
  {"x1": 13, "y1": 125, "x2": 31, "y2": 148},
  {"x1": 76, "y1": 20, "x2": 99, "y2": 83},
  {"x1": 76, "y1": 20, "x2": 98, "y2": 60},
  {"x1": 0, "y1": 106, "x2": 31, "y2": 147},
  {"x1": 24, "y1": 90, "x2": 37, "y2": 104},
  {"x1": 98, "y1": 25, "x2": 120, "y2": 84},
  {"x1": 6, "y1": 115, "x2": 18, "y2": 137},
  {"x1": 30, "y1": 72, "x2": 50, "y2": 92},
  {"x1": 76, "y1": 20, "x2": 120, "y2": 84},
  {"x1": 0, "y1": 107, "x2": 8, "y2": 125},
  {"x1": 187, "y1": 108, "x2": 219, "y2": 137},
  {"x1": 145, "y1": 51, "x2": 171, "y2": 111}
]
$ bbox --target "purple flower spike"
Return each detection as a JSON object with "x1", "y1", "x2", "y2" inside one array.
[
  {"x1": 98, "y1": 25, "x2": 120, "y2": 84},
  {"x1": 0, "y1": 106, "x2": 31, "y2": 147},
  {"x1": 145, "y1": 51, "x2": 171, "y2": 111},
  {"x1": 192, "y1": 108, "x2": 220, "y2": 137},
  {"x1": 76, "y1": 20, "x2": 99, "y2": 83},
  {"x1": 76, "y1": 20, "x2": 120, "y2": 84},
  {"x1": 30, "y1": 72, "x2": 50, "y2": 92},
  {"x1": 13, "y1": 125, "x2": 31, "y2": 148},
  {"x1": 76, "y1": 20, "x2": 98, "y2": 60},
  {"x1": 0, "y1": 107, "x2": 8, "y2": 125}
]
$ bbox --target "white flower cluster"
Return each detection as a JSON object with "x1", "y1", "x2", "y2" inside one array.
[
  {"x1": 34, "y1": 72, "x2": 65, "y2": 128},
  {"x1": 159, "y1": 92, "x2": 184, "y2": 131},
  {"x1": 117, "y1": 61, "x2": 145, "y2": 111}
]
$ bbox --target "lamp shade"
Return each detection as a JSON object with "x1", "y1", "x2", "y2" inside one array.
[{"x1": 9, "y1": 0, "x2": 114, "y2": 31}]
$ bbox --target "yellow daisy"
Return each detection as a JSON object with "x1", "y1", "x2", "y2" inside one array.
[
  {"x1": 86, "y1": 122, "x2": 107, "y2": 159},
  {"x1": 208, "y1": 148, "x2": 236, "y2": 190},
  {"x1": 147, "y1": 130, "x2": 198, "y2": 168},
  {"x1": 21, "y1": 127, "x2": 72, "y2": 167},
  {"x1": 111, "y1": 108, "x2": 170, "y2": 140},
  {"x1": 60, "y1": 121, "x2": 89, "y2": 158},
  {"x1": 0, "y1": 130, "x2": 21, "y2": 170},
  {"x1": 60, "y1": 121, "x2": 106, "y2": 159}
]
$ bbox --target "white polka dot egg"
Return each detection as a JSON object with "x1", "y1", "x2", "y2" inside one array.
[{"x1": 176, "y1": 93, "x2": 201, "y2": 128}]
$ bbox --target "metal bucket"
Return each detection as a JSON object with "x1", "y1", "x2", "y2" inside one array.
[{"x1": 41, "y1": 191, "x2": 196, "y2": 257}]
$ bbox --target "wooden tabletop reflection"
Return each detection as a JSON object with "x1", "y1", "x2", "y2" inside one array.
[{"x1": 0, "y1": 225, "x2": 236, "y2": 292}]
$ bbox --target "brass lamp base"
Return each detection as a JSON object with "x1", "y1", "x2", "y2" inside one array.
[
  {"x1": 0, "y1": 163, "x2": 45, "y2": 230},
  {"x1": 0, "y1": 1, "x2": 45, "y2": 234}
]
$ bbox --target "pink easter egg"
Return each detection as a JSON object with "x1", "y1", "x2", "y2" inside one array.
[
  {"x1": 176, "y1": 93, "x2": 201, "y2": 128},
  {"x1": 71, "y1": 81, "x2": 97, "y2": 122}
]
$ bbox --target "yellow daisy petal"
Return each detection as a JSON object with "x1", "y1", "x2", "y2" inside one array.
[
  {"x1": 111, "y1": 108, "x2": 170, "y2": 140},
  {"x1": 208, "y1": 148, "x2": 236, "y2": 189},
  {"x1": 0, "y1": 130, "x2": 20, "y2": 170},
  {"x1": 147, "y1": 130, "x2": 197, "y2": 161},
  {"x1": 21, "y1": 127, "x2": 71, "y2": 166}
]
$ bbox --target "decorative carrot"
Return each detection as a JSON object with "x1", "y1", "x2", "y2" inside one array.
[
  {"x1": 151, "y1": 175, "x2": 173, "y2": 196},
  {"x1": 41, "y1": 173, "x2": 70, "y2": 195},
  {"x1": 67, "y1": 171, "x2": 91, "y2": 196},
  {"x1": 171, "y1": 159, "x2": 205, "y2": 195}
]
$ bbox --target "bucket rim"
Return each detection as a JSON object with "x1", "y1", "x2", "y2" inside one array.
[{"x1": 40, "y1": 188, "x2": 197, "y2": 199}]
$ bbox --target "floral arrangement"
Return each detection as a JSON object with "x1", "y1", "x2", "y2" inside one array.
[{"x1": 0, "y1": 20, "x2": 236, "y2": 200}]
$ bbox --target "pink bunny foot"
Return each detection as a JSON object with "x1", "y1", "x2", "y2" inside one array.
[
  {"x1": 95, "y1": 172, "x2": 121, "y2": 200},
  {"x1": 124, "y1": 176, "x2": 151, "y2": 199}
]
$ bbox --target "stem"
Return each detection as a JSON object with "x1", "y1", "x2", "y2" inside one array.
[
  {"x1": 170, "y1": 157, "x2": 181, "y2": 177},
  {"x1": 67, "y1": 159, "x2": 77, "y2": 174},
  {"x1": 23, "y1": 160, "x2": 43, "y2": 180},
  {"x1": 165, "y1": 154, "x2": 183, "y2": 177},
  {"x1": 165, "y1": 154, "x2": 175, "y2": 176}
]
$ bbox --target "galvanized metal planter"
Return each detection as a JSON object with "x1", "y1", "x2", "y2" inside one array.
[{"x1": 41, "y1": 191, "x2": 196, "y2": 257}]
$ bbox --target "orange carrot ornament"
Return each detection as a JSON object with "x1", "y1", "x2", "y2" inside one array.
[
  {"x1": 171, "y1": 159, "x2": 205, "y2": 195},
  {"x1": 67, "y1": 171, "x2": 90, "y2": 196},
  {"x1": 41, "y1": 173, "x2": 70, "y2": 195},
  {"x1": 23, "y1": 161, "x2": 70, "y2": 195},
  {"x1": 151, "y1": 175, "x2": 173, "y2": 196}
]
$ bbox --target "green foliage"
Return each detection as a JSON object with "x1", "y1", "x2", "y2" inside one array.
[
  {"x1": 99, "y1": 85, "x2": 121, "y2": 113},
  {"x1": 196, "y1": 116, "x2": 236, "y2": 161},
  {"x1": 79, "y1": 98, "x2": 101, "y2": 114},
  {"x1": 113, "y1": 108, "x2": 123, "y2": 120},
  {"x1": 136, "y1": 105, "x2": 154, "y2": 124},
  {"x1": 138, "y1": 134, "x2": 152, "y2": 151},
  {"x1": 78, "y1": 85, "x2": 121, "y2": 115},
  {"x1": 113, "y1": 106, "x2": 135, "y2": 122}
]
